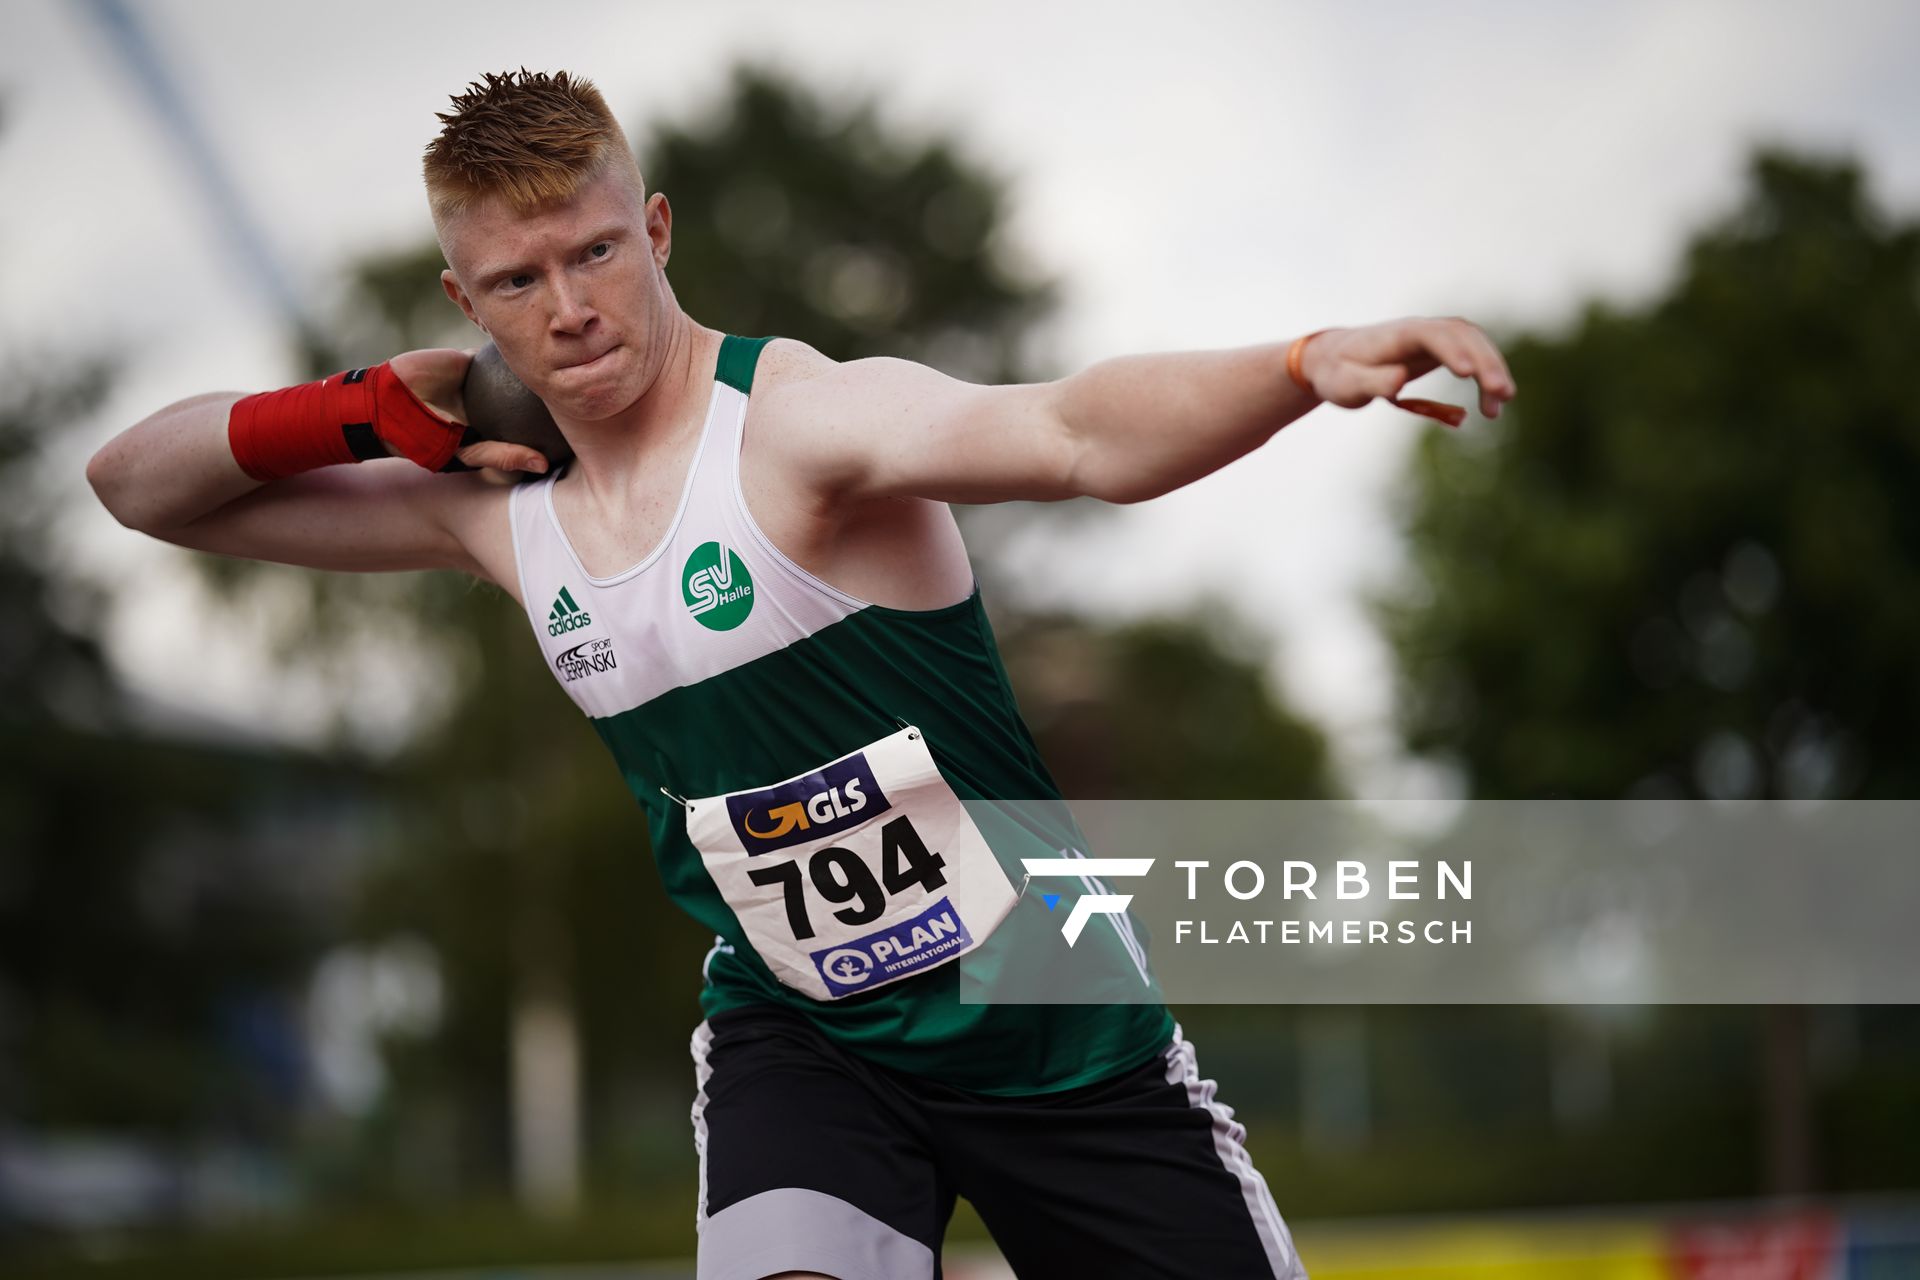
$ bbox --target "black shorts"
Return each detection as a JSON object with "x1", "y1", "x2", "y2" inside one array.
[{"x1": 689, "y1": 1003, "x2": 1305, "y2": 1280}]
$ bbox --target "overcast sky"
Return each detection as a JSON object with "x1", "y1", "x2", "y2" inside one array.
[{"x1": 5, "y1": 0, "x2": 1918, "y2": 789}]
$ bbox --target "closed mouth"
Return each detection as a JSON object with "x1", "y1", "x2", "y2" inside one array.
[{"x1": 559, "y1": 345, "x2": 619, "y2": 370}]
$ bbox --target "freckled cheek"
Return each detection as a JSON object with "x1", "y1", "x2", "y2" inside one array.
[
  {"x1": 474, "y1": 300, "x2": 531, "y2": 342},
  {"x1": 609, "y1": 259, "x2": 655, "y2": 312}
]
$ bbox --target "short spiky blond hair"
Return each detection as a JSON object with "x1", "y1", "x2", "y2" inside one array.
[{"x1": 422, "y1": 68, "x2": 644, "y2": 227}]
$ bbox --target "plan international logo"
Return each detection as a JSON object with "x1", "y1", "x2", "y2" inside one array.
[{"x1": 810, "y1": 897, "x2": 973, "y2": 997}]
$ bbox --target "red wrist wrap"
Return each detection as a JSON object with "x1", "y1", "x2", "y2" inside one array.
[{"x1": 228, "y1": 362, "x2": 475, "y2": 481}]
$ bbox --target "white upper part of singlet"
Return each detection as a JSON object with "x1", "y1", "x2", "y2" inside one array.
[{"x1": 506, "y1": 372, "x2": 869, "y2": 720}]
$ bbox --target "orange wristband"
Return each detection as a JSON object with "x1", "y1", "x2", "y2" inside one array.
[
  {"x1": 1286, "y1": 329, "x2": 1331, "y2": 396},
  {"x1": 1285, "y1": 327, "x2": 1468, "y2": 429}
]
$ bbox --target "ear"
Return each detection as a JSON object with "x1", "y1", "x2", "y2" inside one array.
[
  {"x1": 442, "y1": 269, "x2": 486, "y2": 332},
  {"x1": 647, "y1": 191, "x2": 672, "y2": 268}
]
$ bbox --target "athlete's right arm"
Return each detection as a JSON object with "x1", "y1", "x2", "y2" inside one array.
[{"x1": 86, "y1": 349, "x2": 546, "y2": 586}]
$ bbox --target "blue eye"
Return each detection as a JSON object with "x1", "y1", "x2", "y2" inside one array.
[{"x1": 589, "y1": 242, "x2": 611, "y2": 259}]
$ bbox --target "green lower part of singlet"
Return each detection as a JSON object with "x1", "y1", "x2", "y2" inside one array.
[{"x1": 591, "y1": 589, "x2": 1175, "y2": 1096}]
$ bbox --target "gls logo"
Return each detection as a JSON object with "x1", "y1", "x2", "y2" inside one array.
[
  {"x1": 726, "y1": 751, "x2": 892, "y2": 853},
  {"x1": 1020, "y1": 855, "x2": 1156, "y2": 946},
  {"x1": 747, "y1": 778, "x2": 867, "y2": 840}
]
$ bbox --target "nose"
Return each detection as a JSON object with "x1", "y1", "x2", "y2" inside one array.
[{"x1": 548, "y1": 275, "x2": 598, "y2": 336}]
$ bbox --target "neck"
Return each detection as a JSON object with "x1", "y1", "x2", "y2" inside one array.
[{"x1": 555, "y1": 311, "x2": 721, "y2": 508}]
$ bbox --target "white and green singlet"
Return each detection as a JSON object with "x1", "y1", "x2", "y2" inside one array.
[{"x1": 507, "y1": 334, "x2": 1173, "y2": 1094}]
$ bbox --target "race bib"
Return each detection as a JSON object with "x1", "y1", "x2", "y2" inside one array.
[{"x1": 685, "y1": 726, "x2": 1018, "y2": 1001}]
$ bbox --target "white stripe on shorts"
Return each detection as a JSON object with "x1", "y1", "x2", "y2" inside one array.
[
  {"x1": 1163, "y1": 1023, "x2": 1308, "y2": 1278},
  {"x1": 697, "y1": 1187, "x2": 936, "y2": 1280},
  {"x1": 690, "y1": 1018, "x2": 716, "y2": 1228}
]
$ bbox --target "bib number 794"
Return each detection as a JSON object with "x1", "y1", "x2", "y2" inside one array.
[{"x1": 745, "y1": 814, "x2": 948, "y2": 940}]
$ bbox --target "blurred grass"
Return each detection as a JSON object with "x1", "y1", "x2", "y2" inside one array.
[
  {"x1": 4, "y1": 1195, "x2": 695, "y2": 1280},
  {"x1": 1, "y1": 1191, "x2": 1002, "y2": 1280}
]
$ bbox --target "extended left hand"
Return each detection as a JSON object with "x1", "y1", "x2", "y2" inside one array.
[{"x1": 1300, "y1": 317, "x2": 1516, "y2": 421}]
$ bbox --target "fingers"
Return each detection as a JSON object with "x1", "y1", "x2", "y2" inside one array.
[
  {"x1": 1423, "y1": 317, "x2": 1517, "y2": 420},
  {"x1": 1457, "y1": 322, "x2": 1517, "y2": 418},
  {"x1": 391, "y1": 347, "x2": 479, "y2": 424},
  {"x1": 458, "y1": 439, "x2": 549, "y2": 474},
  {"x1": 1359, "y1": 362, "x2": 1410, "y2": 404}
]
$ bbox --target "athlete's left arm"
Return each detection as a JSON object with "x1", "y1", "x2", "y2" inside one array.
[{"x1": 792, "y1": 316, "x2": 1515, "y2": 506}]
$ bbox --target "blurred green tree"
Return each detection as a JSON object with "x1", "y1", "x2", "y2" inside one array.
[
  {"x1": 1380, "y1": 146, "x2": 1920, "y2": 1195},
  {"x1": 1384, "y1": 146, "x2": 1920, "y2": 803},
  {"x1": 992, "y1": 604, "x2": 1333, "y2": 798},
  {"x1": 639, "y1": 64, "x2": 1055, "y2": 383},
  {"x1": 0, "y1": 90, "x2": 405, "y2": 1216},
  {"x1": 0, "y1": 348, "x2": 362, "y2": 1143}
]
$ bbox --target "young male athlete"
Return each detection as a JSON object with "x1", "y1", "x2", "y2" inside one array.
[{"x1": 87, "y1": 70, "x2": 1513, "y2": 1280}]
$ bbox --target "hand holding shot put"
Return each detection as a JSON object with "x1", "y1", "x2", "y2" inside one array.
[
  {"x1": 388, "y1": 344, "x2": 563, "y2": 479},
  {"x1": 458, "y1": 341, "x2": 575, "y2": 470},
  {"x1": 85, "y1": 67, "x2": 1515, "y2": 1280}
]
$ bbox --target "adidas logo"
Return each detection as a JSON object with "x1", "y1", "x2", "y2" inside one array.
[{"x1": 547, "y1": 585, "x2": 592, "y2": 637}]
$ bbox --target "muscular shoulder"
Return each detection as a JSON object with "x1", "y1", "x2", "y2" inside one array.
[
  {"x1": 744, "y1": 339, "x2": 859, "y2": 496},
  {"x1": 748, "y1": 337, "x2": 863, "y2": 435},
  {"x1": 753, "y1": 335, "x2": 842, "y2": 392},
  {"x1": 751, "y1": 337, "x2": 947, "y2": 410},
  {"x1": 747, "y1": 338, "x2": 987, "y2": 503},
  {"x1": 735, "y1": 338, "x2": 979, "y2": 607}
]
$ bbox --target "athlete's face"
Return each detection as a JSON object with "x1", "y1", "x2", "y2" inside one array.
[{"x1": 439, "y1": 166, "x2": 670, "y2": 423}]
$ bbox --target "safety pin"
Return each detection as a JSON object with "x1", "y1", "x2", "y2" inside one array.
[{"x1": 660, "y1": 786, "x2": 691, "y2": 811}]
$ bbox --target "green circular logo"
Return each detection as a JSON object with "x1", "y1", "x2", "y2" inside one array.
[{"x1": 682, "y1": 541, "x2": 754, "y2": 631}]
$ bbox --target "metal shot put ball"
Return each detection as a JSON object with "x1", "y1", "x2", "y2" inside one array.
[{"x1": 461, "y1": 342, "x2": 575, "y2": 471}]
